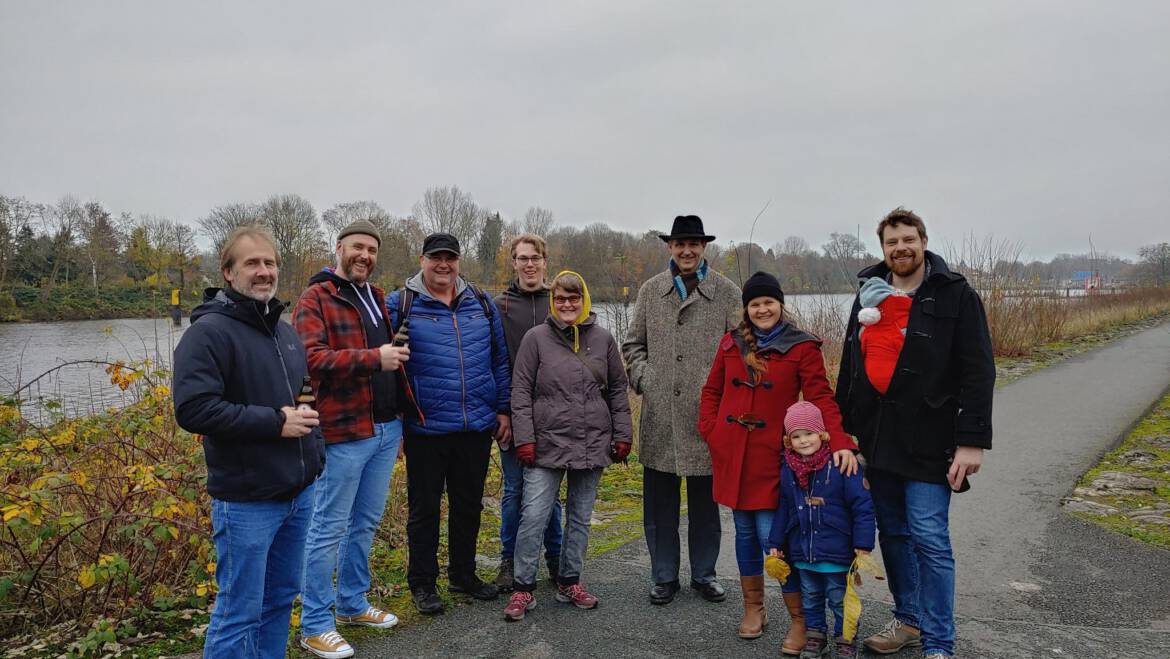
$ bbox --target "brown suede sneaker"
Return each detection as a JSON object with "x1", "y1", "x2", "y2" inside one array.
[
  {"x1": 336, "y1": 605, "x2": 399, "y2": 628},
  {"x1": 300, "y1": 631, "x2": 355, "y2": 659},
  {"x1": 862, "y1": 618, "x2": 922, "y2": 654}
]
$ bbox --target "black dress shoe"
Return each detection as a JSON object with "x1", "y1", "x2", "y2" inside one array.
[
  {"x1": 412, "y1": 585, "x2": 445, "y2": 614},
  {"x1": 448, "y1": 576, "x2": 500, "y2": 600},
  {"x1": 691, "y1": 579, "x2": 726, "y2": 602},
  {"x1": 649, "y1": 581, "x2": 681, "y2": 605}
]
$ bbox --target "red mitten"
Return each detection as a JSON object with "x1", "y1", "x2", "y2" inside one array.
[
  {"x1": 610, "y1": 442, "x2": 632, "y2": 463},
  {"x1": 515, "y1": 443, "x2": 536, "y2": 467}
]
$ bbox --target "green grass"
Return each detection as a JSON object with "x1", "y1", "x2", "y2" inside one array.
[{"x1": 1069, "y1": 391, "x2": 1170, "y2": 549}]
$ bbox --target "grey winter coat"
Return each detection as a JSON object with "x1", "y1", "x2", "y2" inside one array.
[
  {"x1": 511, "y1": 314, "x2": 633, "y2": 470},
  {"x1": 622, "y1": 267, "x2": 742, "y2": 476}
]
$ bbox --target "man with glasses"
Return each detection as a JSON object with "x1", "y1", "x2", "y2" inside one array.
[
  {"x1": 491, "y1": 234, "x2": 564, "y2": 592},
  {"x1": 386, "y1": 233, "x2": 511, "y2": 614}
]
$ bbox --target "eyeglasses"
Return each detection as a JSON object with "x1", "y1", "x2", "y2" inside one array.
[
  {"x1": 514, "y1": 256, "x2": 545, "y2": 264},
  {"x1": 553, "y1": 295, "x2": 582, "y2": 306}
]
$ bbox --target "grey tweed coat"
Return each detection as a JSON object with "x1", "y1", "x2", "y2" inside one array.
[{"x1": 622, "y1": 267, "x2": 742, "y2": 476}]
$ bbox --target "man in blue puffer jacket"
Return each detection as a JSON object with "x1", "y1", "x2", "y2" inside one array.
[{"x1": 385, "y1": 232, "x2": 511, "y2": 614}]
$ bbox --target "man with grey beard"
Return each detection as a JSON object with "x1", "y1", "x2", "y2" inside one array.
[{"x1": 174, "y1": 225, "x2": 325, "y2": 658}]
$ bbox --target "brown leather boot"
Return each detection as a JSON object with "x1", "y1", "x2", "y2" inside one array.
[
  {"x1": 781, "y1": 590, "x2": 807, "y2": 655},
  {"x1": 736, "y1": 575, "x2": 767, "y2": 639}
]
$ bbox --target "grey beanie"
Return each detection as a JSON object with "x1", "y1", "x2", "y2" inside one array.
[{"x1": 337, "y1": 219, "x2": 381, "y2": 246}]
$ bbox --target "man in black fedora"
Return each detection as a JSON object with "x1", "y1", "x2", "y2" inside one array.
[{"x1": 622, "y1": 215, "x2": 742, "y2": 605}]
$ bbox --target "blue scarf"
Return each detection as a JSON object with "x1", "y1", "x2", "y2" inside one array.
[
  {"x1": 670, "y1": 259, "x2": 708, "y2": 301},
  {"x1": 752, "y1": 322, "x2": 788, "y2": 351}
]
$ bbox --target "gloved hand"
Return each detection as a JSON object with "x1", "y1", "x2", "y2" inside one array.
[
  {"x1": 610, "y1": 442, "x2": 632, "y2": 463},
  {"x1": 515, "y1": 443, "x2": 536, "y2": 467}
]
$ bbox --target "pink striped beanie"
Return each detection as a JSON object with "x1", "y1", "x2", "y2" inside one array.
[{"x1": 784, "y1": 401, "x2": 826, "y2": 435}]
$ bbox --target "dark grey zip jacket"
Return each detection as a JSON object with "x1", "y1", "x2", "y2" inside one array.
[
  {"x1": 511, "y1": 314, "x2": 633, "y2": 469},
  {"x1": 174, "y1": 287, "x2": 325, "y2": 501},
  {"x1": 494, "y1": 281, "x2": 551, "y2": 370}
]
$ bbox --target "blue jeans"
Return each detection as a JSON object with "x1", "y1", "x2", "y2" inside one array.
[
  {"x1": 799, "y1": 569, "x2": 848, "y2": 638},
  {"x1": 733, "y1": 509, "x2": 800, "y2": 592},
  {"x1": 300, "y1": 421, "x2": 401, "y2": 637},
  {"x1": 204, "y1": 481, "x2": 315, "y2": 659},
  {"x1": 499, "y1": 446, "x2": 562, "y2": 561},
  {"x1": 868, "y1": 470, "x2": 955, "y2": 656},
  {"x1": 513, "y1": 466, "x2": 603, "y2": 590}
]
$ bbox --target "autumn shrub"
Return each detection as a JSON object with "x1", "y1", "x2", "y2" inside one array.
[{"x1": 0, "y1": 361, "x2": 213, "y2": 643}]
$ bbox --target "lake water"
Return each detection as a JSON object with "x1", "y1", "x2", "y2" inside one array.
[{"x1": 0, "y1": 294, "x2": 856, "y2": 420}]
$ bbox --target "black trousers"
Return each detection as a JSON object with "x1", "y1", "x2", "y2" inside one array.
[
  {"x1": 642, "y1": 465, "x2": 721, "y2": 586},
  {"x1": 404, "y1": 431, "x2": 493, "y2": 589}
]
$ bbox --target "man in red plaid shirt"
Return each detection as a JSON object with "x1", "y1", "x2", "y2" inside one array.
[{"x1": 293, "y1": 219, "x2": 411, "y2": 659}]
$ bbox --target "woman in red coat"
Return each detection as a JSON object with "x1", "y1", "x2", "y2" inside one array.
[{"x1": 698, "y1": 271, "x2": 857, "y2": 652}]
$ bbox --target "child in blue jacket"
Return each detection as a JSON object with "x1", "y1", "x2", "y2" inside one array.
[{"x1": 768, "y1": 401, "x2": 876, "y2": 658}]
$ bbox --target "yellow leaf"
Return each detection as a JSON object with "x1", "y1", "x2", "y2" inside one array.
[
  {"x1": 195, "y1": 584, "x2": 207, "y2": 597},
  {"x1": 2, "y1": 505, "x2": 22, "y2": 523},
  {"x1": 207, "y1": 562, "x2": 216, "y2": 575},
  {"x1": 168, "y1": 526, "x2": 179, "y2": 540},
  {"x1": 71, "y1": 471, "x2": 88, "y2": 487},
  {"x1": 78, "y1": 566, "x2": 96, "y2": 589},
  {"x1": 841, "y1": 554, "x2": 885, "y2": 642},
  {"x1": 764, "y1": 555, "x2": 791, "y2": 584}
]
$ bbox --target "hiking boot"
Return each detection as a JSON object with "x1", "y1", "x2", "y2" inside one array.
[
  {"x1": 546, "y1": 555, "x2": 560, "y2": 584},
  {"x1": 336, "y1": 605, "x2": 398, "y2": 629},
  {"x1": 798, "y1": 630, "x2": 828, "y2": 658},
  {"x1": 299, "y1": 631, "x2": 354, "y2": 659},
  {"x1": 862, "y1": 618, "x2": 921, "y2": 654},
  {"x1": 495, "y1": 558, "x2": 515, "y2": 593},
  {"x1": 834, "y1": 637, "x2": 857, "y2": 658},
  {"x1": 411, "y1": 584, "x2": 445, "y2": 615},
  {"x1": 555, "y1": 583, "x2": 599, "y2": 609},
  {"x1": 448, "y1": 575, "x2": 499, "y2": 600},
  {"x1": 649, "y1": 580, "x2": 680, "y2": 605},
  {"x1": 503, "y1": 590, "x2": 536, "y2": 621}
]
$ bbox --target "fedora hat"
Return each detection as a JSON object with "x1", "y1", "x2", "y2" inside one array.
[{"x1": 659, "y1": 215, "x2": 716, "y2": 243}]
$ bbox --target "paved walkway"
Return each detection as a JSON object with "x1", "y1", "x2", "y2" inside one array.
[{"x1": 358, "y1": 322, "x2": 1170, "y2": 658}]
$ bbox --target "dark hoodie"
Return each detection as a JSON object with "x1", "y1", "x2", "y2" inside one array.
[
  {"x1": 494, "y1": 281, "x2": 551, "y2": 370},
  {"x1": 174, "y1": 287, "x2": 325, "y2": 501}
]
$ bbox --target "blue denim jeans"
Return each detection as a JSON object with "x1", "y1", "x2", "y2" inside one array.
[
  {"x1": 204, "y1": 481, "x2": 316, "y2": 659},
  {"x1": 733, "y1": 509, "x2": 800, "y2": 593},
  {"x1": 513, "y1": 466, "x2": 603, "y2": 590},
  {"x1": 868, "y1": 470, "x2": 955, "y2": 656},
  {"x1": 300, "y1": 421, "x2": 401, "y2": 637},
  {"x1": 799, "y1": 569, "x2": 848, "y2": 638},
  {"x1": 499, "y1": 446, "x2": 562, "y2": 561}
]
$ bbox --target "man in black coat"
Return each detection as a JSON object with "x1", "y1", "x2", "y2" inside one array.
[
  {"x1": 173, "y1": 226, "x2": 325, "y2": 659},
  {"x1": 835, "y1": 209, "x2": 994, "y2": 659}
]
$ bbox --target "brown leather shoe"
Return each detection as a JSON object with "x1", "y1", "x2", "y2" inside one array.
[
  {"x1": 862, "y1": 618, "x2": 921, "y2": 654},
  {"x1": 781, "y1": 590, "x2": 807, "y2": 655},
  {"x1": 736, "y1": 575, "x2": 767, "y2": 639}
]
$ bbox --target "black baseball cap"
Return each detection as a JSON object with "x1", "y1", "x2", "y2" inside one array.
[{"x1": 422, "y1": 233, "x2": 460, "y2": 256}]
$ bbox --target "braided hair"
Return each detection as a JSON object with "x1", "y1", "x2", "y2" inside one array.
[{"x1": 738, "y1": 311, "x2": 768, "y2": 383}]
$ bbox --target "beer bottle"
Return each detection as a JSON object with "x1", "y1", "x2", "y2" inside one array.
[{"x1": 296, "y1": 376, "x2": 315, "y2": 410}]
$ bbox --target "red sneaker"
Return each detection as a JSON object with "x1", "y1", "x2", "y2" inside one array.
[
  {"x1": 555, "y1": 583, "x2": 599, "y2": 609},
  {"x1": 503, "y1": 591, "x2": 536, "y2": 621}
]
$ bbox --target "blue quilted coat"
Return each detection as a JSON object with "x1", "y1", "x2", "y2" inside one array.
[
  {"x1": 386, "y1": 273, "x2": 511, "y2": 436},
  {"x1": 767, "y1": 459, "x2": 876, "y2": 566}
]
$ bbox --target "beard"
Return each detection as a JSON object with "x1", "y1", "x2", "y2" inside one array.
[
  {"x1": 886, "y1": 250, "x2": 924, "y2": 278},
  {"x1": 233, "y1": 277, "x2": 277, "y2": 303},
  {"x1": 341, "y1": 254, "x2": 373, "y2": 284}
]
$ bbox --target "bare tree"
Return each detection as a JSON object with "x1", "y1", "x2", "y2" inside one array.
[
  {"x1": 257, "y1": 194, "x2": 325, "y2": 291},
  {"x1": 1137, "y1": 242, "x2": 1170, "y2": 286},
  {"x1": 412, "y1": 186, "x2": 481, "y2": 252},
  {"x1": 78, "y1": 201, "x2": 122, "y2": 290},
  {"x1": 777, "y1": 235, "x2": 810, "y2": 256},
  {"x1": 321, "y1": 201, "x2": 395, "y2": 246},
  {"x1": 522, "y1": 206, "x2": 555, "y2": 236},
  {"x1": 167, "y1": 222, "x2": 200, "y2": 291},
  {"x1": 41, "y1": 196, "x2": 84, "y2": 295},
  {"x1": 198, "y1": 203, "x2": 260, "y2": 255}
]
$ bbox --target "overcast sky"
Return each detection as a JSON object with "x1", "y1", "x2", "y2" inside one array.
[{"x1": 2, "y1": 2, "x2": 1167, "y2": 260}]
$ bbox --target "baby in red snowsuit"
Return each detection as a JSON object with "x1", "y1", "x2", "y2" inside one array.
[{"x1": 857, "y1": 277, "x2": 911, "y2": 395}]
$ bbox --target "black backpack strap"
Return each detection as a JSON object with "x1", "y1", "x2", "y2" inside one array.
[
  {"x1": 466, "y1": 283, "x2": 499, "y2": 365},
  {"x1": 392, "y1": 287, "x2": 414, "y2": 336}
]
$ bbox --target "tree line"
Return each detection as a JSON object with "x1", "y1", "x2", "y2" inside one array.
[{"x1": 1, "y1": 188, "x2": 1167, "y2": 321}]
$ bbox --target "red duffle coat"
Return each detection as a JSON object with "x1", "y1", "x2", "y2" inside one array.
[{"x1": 698, "y1": 329, "x2": 855, "y2": 510}]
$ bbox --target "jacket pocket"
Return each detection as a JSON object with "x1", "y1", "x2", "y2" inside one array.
[{"x1": 911, "y1": 394, "x2": 957, "y2": 458}]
